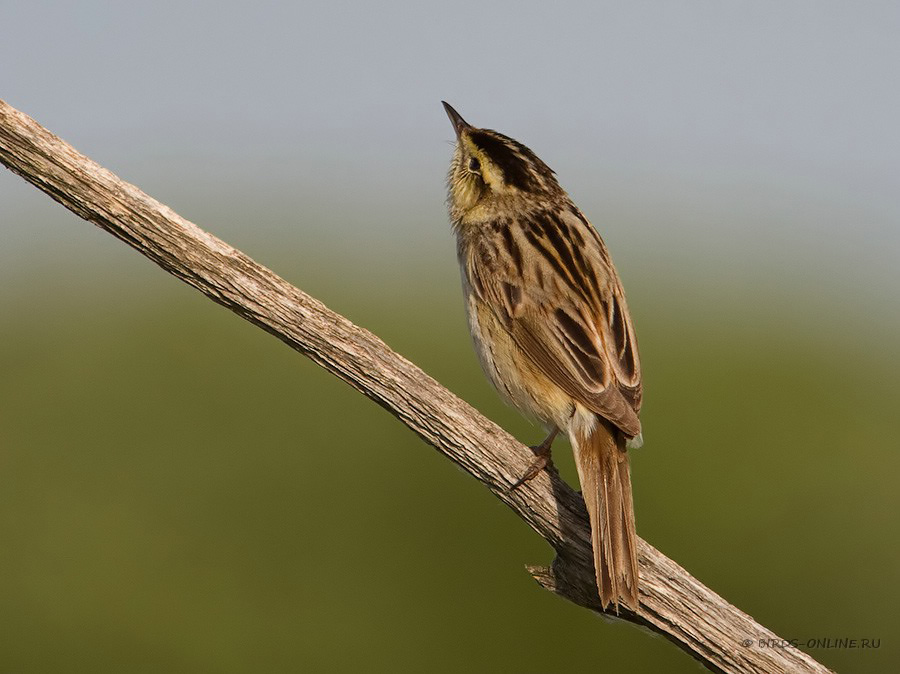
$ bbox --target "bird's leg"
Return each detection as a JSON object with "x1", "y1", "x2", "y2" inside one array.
[{"x1": 509, "y1": 427, "x2": 559, "y2": 491}]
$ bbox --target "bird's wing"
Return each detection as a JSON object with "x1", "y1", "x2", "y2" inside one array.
[{"x1": 469, "y1": 208, "x2": 642, "y2": 438}]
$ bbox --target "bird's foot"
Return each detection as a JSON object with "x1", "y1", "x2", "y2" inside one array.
[{"x1": 508, "y1": 428, "x2": 558, "y2": 491}]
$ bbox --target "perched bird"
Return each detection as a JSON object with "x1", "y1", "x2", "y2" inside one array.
[{"x1": 442, "y1": 102, "x2": 643, "y2": 611}]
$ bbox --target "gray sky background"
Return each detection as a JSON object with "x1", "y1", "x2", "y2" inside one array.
[{"x1": 2, "y1": 1, "x2": 898, "y2": 324}]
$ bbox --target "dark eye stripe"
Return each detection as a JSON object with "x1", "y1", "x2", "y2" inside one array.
[{"x1": 468, "y1": 130, "x2": 540, "y2": 191}]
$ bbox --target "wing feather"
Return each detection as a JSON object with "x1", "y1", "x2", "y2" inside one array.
[{"x1": 473, "y1": 207, "x2": 642, "y2": 437}]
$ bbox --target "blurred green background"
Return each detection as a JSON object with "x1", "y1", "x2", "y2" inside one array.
[{"x1": 2, "y1": 2, "x2": 899, "y2": 672}]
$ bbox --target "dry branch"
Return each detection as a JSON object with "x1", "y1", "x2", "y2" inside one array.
[{"x1": 0, "y1": 99, "x2": 831, "y2": 674}]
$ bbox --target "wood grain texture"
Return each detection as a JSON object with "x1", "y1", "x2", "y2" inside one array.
[{"x1": 0, "y1": 98, "x2": 831, "y2": 674}]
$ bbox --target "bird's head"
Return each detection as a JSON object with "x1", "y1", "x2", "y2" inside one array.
[{"x1": 443, "y1": 102, "x2": 562, "y2": 226}]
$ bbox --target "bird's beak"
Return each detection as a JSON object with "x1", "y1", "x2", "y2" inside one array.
[{"x1": 442, "y1": 101, "x2": 470, "y2": 139}]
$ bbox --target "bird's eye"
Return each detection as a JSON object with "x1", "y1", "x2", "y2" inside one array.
[{"x1": 468, "y1": 157, "x2": 481, "y2": 173}]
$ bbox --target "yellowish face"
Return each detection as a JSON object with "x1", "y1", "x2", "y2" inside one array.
[
  {"x1": 448, "y1": 134, "x2": 513, "y2": 216},
  {"x1": 460, "y1": 135, "x2": 508, "y2": 189},
  {"x1": 443, "y1": 104, "x2": 561, "y2": 224}
]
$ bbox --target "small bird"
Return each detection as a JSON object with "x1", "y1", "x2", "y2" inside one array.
[{"x1": 442, "y1": 102, "x2": 643, "y2": 611}]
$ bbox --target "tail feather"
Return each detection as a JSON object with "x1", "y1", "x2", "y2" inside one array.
[{"x1": 572, "y1": 419, "x2": 639, "y2": 611}]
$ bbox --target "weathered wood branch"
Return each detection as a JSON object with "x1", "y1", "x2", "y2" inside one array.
[{"x1": 0, "y1": 98, "x2": 831, "y2": 674}]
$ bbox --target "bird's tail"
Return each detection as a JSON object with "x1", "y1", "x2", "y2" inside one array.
[{"x1": 571, "y1": 418, "x2": 639, "y2": 611}]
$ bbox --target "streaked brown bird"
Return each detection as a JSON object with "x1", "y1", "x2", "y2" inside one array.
[{"x1": 442, "y1": 102, "x2": 643, "y2": 611}]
